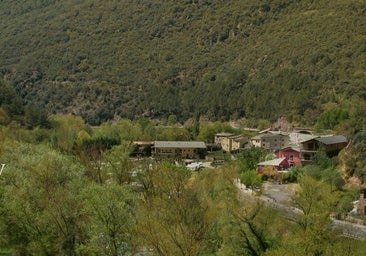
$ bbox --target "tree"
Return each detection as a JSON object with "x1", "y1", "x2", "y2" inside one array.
[
  {"x1": 237, "y1": 147, "x2": 267, "y2": 173},
  {"x1": 315, "y1": 107, "x2": 349, "y2": 131},
  {"x1": 102, "y1": 141, "x2": 134, "y2": 185},
  {"x1": 24, "y1": 103, "x2": 50, "y2": 129},
  {"x1": 265, "y1": 174, "x2": 366, "y2": 256},
  {"x1": 240, "y1": 170, "x2": 262, "y2": 190},
  {"x1": 49, "y1": 114, "x2": 88, "y2": 153},
  {"x1": 136, "y1": 162, "x2": 221, "y2": 256},
  {"x1": 80, "y1": 183, "x2": 134, "y2": 256},
  {"x1": 0, "y1": 79, "x2": 24, "y2": 121},
  {"x1": 290, "y1": 175, "x2": 338, "y2": 255},
  {"x1": 192, "y1": 112, "x2": 200, "y2": 139},
  {"x1": 77, "y1": 136, "x2": 120, "y2": 184},
  {"x1": 0, "y1": 142, "x2": 87, "y2": 255}
]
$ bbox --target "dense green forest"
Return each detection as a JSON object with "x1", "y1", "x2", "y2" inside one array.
[{"x1": 0, "y1": 0, "x2": 365, "y2": 124}]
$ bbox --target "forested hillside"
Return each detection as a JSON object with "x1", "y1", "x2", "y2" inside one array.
[{"x1": 0, "y1": 0, "x2": 365, "y2": 124}]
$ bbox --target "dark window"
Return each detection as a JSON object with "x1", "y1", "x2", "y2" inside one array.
[{"x1": 308, "y1": 142, "x2": 314, "y2": 150}]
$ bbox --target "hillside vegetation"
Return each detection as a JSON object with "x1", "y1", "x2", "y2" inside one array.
[
  {"x1": 0, "y1": 113, "x2": 366, "y2": 255},
  {"x1": 0, "y1": 0, "x2": 365, "y2": 124}
]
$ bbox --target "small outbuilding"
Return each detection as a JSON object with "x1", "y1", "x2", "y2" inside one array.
[{"x1": 257, "y1": 157, "x2": 289, "y2": 174}]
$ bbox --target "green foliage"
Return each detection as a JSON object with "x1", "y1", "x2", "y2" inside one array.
[
  {"x1": 195, "y1": 121, "x2": 235, "y2": 143},
  {"x1": 80, "y1": 183, "x2": 134, "y2": 255},
  {"x1": 0, "y1": 1, "x2": 365, "y2": 124},
  {"x1": 24, "y1": 103, "x2": 50, "y2": 129},
  {"x1": 136, "y1": 162, "x2": 208, "y2": 255},
  {"x1": 219, "y1": 200, "x2": 283, "y2": 256},
  {"x1": 154, "y1": 125, "x2": 192, "y2": 141},
  {"x1": 316, "y1": 107, "x2": 349, "y2": 130},
  {"x1": 240, "y1": 170, "x2": 262, "y2": 189},
  {"x1": 0, "y1": 79, "x2": 23, "y2": 123},
  {"x1": 49, "y1": 114, "x2": 88, "y2": 153},
  {"x1": 0, "y1": 129, "x2": 365, "y2": 255},
  {"x1": 266, "y1": 175, "x2": 366, "y2": 256},
  {"x1": 0, "y1": 142, "x2": 87, "y2": 255},
  {"x1": 237, "y1": 147, "x2": 267, "y2": 173},
  {"x1": 102, "y1": 141, "x2": 134, "y2": 185}
]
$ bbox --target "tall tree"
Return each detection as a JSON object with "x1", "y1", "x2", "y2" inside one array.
[
  {"x1": 0, "y1": 142, "x2": 87, "y2": 255},
  {"x1": 102, "y1": 141, "x2": 134, "y2": 185},
  {"x1": 80, "y1": 183, "x2": 134, "y2": 256},
  {"x1": 136, "y1": 162, "x2": 216, "y2": 256}
]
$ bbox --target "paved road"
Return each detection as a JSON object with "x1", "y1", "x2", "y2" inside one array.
[
  {"x1": 235, "y1": 180, "x2": 366, "y2": 240},
  {"x1": 262, "y1": 182, "x2": 297, "y2": 204}
]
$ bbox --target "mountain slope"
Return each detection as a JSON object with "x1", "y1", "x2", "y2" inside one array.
[{"x1": 0, "y1": 0, "x2": 365, "y2": 124}]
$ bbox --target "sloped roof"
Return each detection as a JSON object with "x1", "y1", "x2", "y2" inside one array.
[
  {"x1": 302, "y1": 135, "x2": 348, "y2": 145},
  {"x1": 277, "y1": 146, "x2": 301, "y2": 152},
  {"x1": 154, "y1": 141, "x2": 206, "y2": 149},
  {"x1": 251, "y1": 133, "x2": 288, "y2": 140},
  {"x1": 229, "y1": 135, "x2": 248, "y2": 142},
  {"x1": 288, "y1": 132, "x2": 314, "y2": 145},
  {"x1": 257, "y1": 157, "x2": 287, "y2": 166},
  {"x1": 315, "y1": 135, "x2": 347, "y2": 145},
  {"x1": 215, "y1": 132, "x2": 234, "y2": 137}
]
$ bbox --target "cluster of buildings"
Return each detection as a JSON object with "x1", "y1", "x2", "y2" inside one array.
[
  {"x1": 215, "y1": 129, "x2": 348, "y2": 168},
  {"x1": 132, "y1": 128, "x2": 348, "y2": 169},
  {"x1": 131, "y1": 128, "x2": 366, "y2": 217},
  {"x1": 254, "y1": 130, "x2": 348, "y2": 173}
]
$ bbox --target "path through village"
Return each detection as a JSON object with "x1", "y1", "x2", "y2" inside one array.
[{"x1": 235, "y1": 180, "x2": 366, "y2": 241}]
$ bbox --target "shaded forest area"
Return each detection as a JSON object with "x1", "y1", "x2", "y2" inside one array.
[{"x1": 0, "y1": 0, "x2": 365, "y2": 125}]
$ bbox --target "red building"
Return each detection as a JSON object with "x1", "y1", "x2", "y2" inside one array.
[{"x1": 275, "y1": 146, "x2": 302, "y2": 167}]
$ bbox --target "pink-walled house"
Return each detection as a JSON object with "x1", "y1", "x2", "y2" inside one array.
[{"x1": 275, "y1": 147, "x2": 302, "y2": 167}]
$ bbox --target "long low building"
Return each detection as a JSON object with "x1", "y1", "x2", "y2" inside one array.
[{"x1": 153, "y1": 141, "x2": 207, "y2": 159}]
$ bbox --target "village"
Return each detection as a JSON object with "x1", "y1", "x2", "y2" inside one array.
[{"x1": 129, "y1": 118, "x2": 366, "y2": 219}]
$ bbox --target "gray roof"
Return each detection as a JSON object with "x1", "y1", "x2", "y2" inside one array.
[
  {"x1": 251, "y1": 133, "x2": 288, "y2": 140},
  {"x1": 154, "y1": 141, "x2": 206, "y2": 149},
  {"x1": 288, "y1": 132, "x2": 314, "y2": 145},
  {"x1": 230, "y1": 135, "x2": 248, "y2": 142},
  {"x1": 315, "y1": 135, "x2": 347, "y2": 145},
  {"x1": 257, "y1": 158, "x2": 287, "y2": 166},
  {"x1": 215, "y1": 132, "x2": 234, "y2": 137}
]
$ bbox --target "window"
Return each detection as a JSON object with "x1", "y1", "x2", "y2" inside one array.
[{"x1": 308, "y1": 142, "x2": 314, "y2": 150}]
